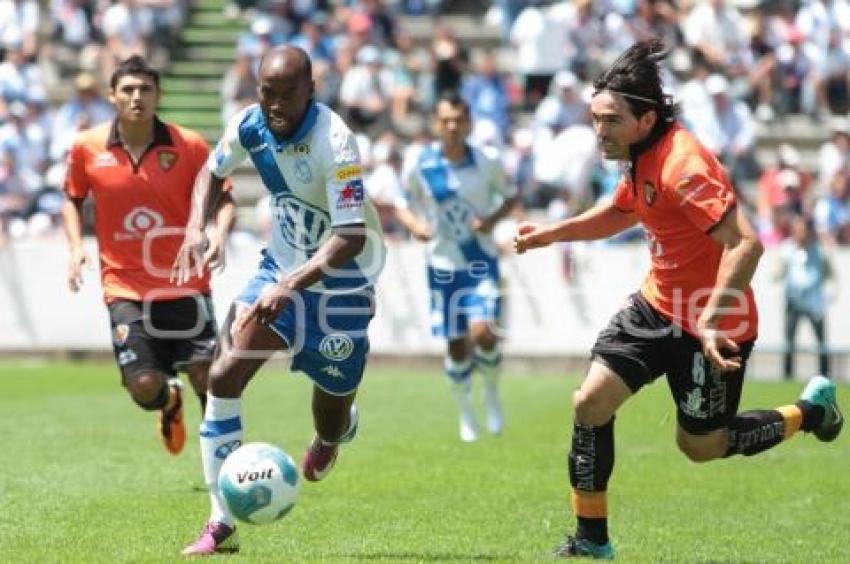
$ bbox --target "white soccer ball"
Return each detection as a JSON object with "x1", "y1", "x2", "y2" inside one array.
[{"x1": 218, "y1": 442, "x2": 300, "y2": 525}]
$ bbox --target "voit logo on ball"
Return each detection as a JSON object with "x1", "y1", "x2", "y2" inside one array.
[{"x1": 116, "y1": 206, "x2": 164, "y2": 241}]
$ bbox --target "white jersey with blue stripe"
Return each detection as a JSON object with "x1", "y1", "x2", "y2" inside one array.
[
  {"x1": 210, "y1": 101, "x2": 385, "y2": 293},
  {"x1": 399, "y1": 142, "x2": 515, "y2": 271}
]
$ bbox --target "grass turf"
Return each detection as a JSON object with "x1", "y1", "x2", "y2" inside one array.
[{"x1": 0, "y1": 360, "x2": 847, "y2": 562}]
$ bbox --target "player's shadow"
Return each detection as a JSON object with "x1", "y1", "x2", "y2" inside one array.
[{"x1": 334, "y1": 552, "x2": 504, "y2": 561}]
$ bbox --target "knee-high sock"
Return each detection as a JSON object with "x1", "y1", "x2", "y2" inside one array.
[
  {"x1": 725, "y1": 402, "x2": 824, "y2": 457},
  {"x1": 200, "y1": 394, "x2": 242, "y2": 526},
  {"x1": 568, "y1": 418, "x2": 614, "y2": 545},
  {"x1": 475, "y1": 346, "x2": 502, "y2": 385},
  {"x1": 445, "y1": 356, "x2": 475, "y2": 420}
]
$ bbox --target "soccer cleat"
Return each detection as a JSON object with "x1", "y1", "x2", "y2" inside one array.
[
  {"x1": 553, "y1": 535, "x2": 615, "y2": 560},
  {"x1": 800, "y1": 375, "x2": 844, "y2": 442},
  {"x1": 159, "y1": 379, "x2": 186, "y2": 455},
  {"x1": 181, "y1": 521, "x2": 239, "y2": 556},
  {"x1": 302, "y1": 437, "x2": 339, "y2": 482},
  {"x1": 459, "y1": 411, "x2": 480, "y2": 443}
]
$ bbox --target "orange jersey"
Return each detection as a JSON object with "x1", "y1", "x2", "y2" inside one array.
[
  {"x1": 65, "y1": 118, "x2": 213, "y2": 303},
  {"x1": 612, "y1": 124, "x2": 758, "y2": 342}
]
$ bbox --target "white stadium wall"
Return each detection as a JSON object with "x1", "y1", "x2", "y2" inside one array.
[{"x1": 1, "y1": 239, "x2": 848, "y2": 378}]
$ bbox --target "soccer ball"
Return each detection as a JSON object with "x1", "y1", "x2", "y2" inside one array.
[{"x1": 218, "y1": 442, "x2": 300, "y2": 525}]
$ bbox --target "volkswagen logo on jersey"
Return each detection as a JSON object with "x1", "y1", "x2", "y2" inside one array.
[
  {"x1": 271, "y1": 193, "x2": 331, "y2": 252},
  {"x1": 438, "y1": 198, "x2": 475, "y2": 241},
  {"x1": 319, "y1": 334, "x2": 355, "y2": 361}
]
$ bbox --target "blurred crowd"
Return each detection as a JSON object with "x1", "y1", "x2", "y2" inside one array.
[{"x1": 1, "y1": 0, "x2": 849, "y2": 252}]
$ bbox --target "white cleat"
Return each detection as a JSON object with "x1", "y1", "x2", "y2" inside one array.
[{"x1": 459, "y1": 412, "x2": 480, "y2": 442}]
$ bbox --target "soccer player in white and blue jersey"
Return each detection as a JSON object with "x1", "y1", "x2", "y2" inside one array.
[
  {"x1": 172, "y1": 46, "x2": 385, "y2": 556},
  {"x1": 396, "y1": 92, "x2": 518, "y2": 442}
]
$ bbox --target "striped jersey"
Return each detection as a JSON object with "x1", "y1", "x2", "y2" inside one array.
[{"x1": 210, "y1": 101, "x2": 385, "y2": 293}]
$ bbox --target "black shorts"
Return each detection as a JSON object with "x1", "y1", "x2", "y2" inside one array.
[
  {"x1": 591, "y1": 292, "x2": 754, "y2": 435},
  {"x1": 108, "y1": 296, "x2": 218, "y2": 384}
]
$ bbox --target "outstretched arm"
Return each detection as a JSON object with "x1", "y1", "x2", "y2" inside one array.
[{"x1": 514, "y1": 200, "x2": 638, "y2": 254}]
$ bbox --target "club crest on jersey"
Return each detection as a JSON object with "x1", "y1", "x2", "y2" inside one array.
[
  {"x1": 337, "y1": 179, "x2": 364, "y2": 209},
  {"x1": 294, "y1": 158, "x2": 313, "y2": 183},
  {"x1": 643, "y1": 181, "x2": 657, "y2": 206},
  {"x1": 293, "y1": 143, "x2": 310, "y2": 155},
  {"x1": 158, "y1": 150, "x2": 177, "y2": 171},
  {"x1": 113, "y1": 324, "x2": 130, "y2": 346}
]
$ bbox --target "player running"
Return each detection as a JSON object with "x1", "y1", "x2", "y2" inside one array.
[
  {"x1": 62, "y1": 55, "x2": 234, "y2": 456},
  {"x1": 395, "y1": 92, "x2": 518, "y2": 442},
  {"x1": 173, "y1": 45, "x2": 385, "y2": 556},
  {"x1": 514, "y1": 40, "x2": 843, "y2": 559}
]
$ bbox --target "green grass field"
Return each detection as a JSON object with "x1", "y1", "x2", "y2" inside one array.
[{"x1": 0, "y1": 361, "x2": 847, "y2": 563}]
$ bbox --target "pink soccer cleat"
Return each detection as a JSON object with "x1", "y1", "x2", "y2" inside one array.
[{"x1": 181, "y1": 521, "x2": 239, "y2": 556}]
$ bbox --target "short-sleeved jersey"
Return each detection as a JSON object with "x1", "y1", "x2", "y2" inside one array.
[
  {"x1": 64, "y1": 118, "x2": 213, "y2": 303},
  {"x1": 612, "y1": 124, "x2": 758, "y2": 342},
  {"x1": 399, "y1": 142, "x2": 515, "y2": 271},
  {"x1": 210, "y1": 102, "x2": 385, "y2": 293}
]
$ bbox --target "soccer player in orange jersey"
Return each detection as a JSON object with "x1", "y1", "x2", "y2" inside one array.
[
  {"x1": 62, "y1": 56, "x2": 235, "y2": 456},
  {"x1": 514, "y1": 40, "x2": 843, "y2": 559}
]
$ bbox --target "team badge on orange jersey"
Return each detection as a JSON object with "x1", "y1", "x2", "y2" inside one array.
[
  {"x1": 113, "y1": 324, "x2": 130, "y2": 346},
  {"x1": 158, "y1": 150, "x2": 177, "y2": 171},
  {"x1": 643, "y1": 181, "x2": 657, "y2": 205}
]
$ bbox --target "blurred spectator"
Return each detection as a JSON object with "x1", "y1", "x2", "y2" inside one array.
[
  {"x1": 818, "y1": 117, "x2": 850, "y2": 194},
  {"x1": 0, "y1": 34, "x2": 44, "y2": 102},
  {"x1": 461, "y1": 50, "x2": 510, "y2": 143},
  {"x1": 510, "y1": 1, "x2": 569, "y2": 108},
  {"x1": 776, "y1": 214, "x2": 833, "y2": 380},
  {"x1": 534, "y1": 70, "x2": 585, "y2": 134},
  {"x1": 339, "y1": 44, "x2": 391, "y2": 134},
  {"x1": 813, "y1": 171, "x2": 850, "y2": 246},
  {"x1": 366, "y1": 140, "x2": 405, "y2": 239},
  {"x1": 100, "y1": 0, "x2": 155, "y2": 80},
  {"x1": 682, "y1": 0, "x2": 751, "y2": 77},
  {"x1": 50, "y1": 72, "x2": 115, "y2": 162},
  {"x1": 221, "y1": 51, "x2": 258, "y2": 126},
  {"x1": 812, "y1": 27, "x2": 850, "y2": 115},
  {"x1": 0, "y1": 0, "x2": 39, "y2": 60},
  {"x1": 431, "y1": 23, "x2": 465, "y2": 100},
  {"x1": 757, "y1": 144, "x2": 813, "y2": 245},
  {"x1": 705, "y1": 73, "x2": 760, "y2": 187},
  {"x1": 290, "y1": 10, "x2": 335, "y2": 65}
]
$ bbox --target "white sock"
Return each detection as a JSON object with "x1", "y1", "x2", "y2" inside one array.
[
  {"x1": 475, "y1": 346, "x2": 502, "y2": 385},
  {"x1": 445, "y1": 356, "x2": 475, "y2": 416},
  {"x1": 200, "y1": 394, "x2": 243, "y2": 526}
]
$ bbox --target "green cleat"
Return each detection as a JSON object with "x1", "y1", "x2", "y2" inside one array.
[
  {"x1": 800, "y1": 375, "x2": 843, "y2": 442},
  {"x1": 553, "y1": 535, "x2": 615, "y2": 559}
]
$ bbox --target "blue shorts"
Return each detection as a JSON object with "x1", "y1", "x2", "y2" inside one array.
[
  {"x1": 236, "y1": 251, "x2": 375, "y2": 396},
  {"x1": 427, "y1": 260, "x2": 501, "y2": 340}
]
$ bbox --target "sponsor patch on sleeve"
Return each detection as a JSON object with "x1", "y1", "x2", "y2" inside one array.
[
  {"x1": 337, "y1": 179, "x2": 365, "y2": 209},
  {"x1": 335, "y1": 164, "x2": 363, "y2": 182}
]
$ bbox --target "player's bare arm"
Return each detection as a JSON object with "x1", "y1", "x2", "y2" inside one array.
[
  {"x1": 203, "y1": 189, "x2": 236, "y2": 272},
  {"x1": 171, "y1": 165, "x2": 229, "y2": 283},
  {"x1": 513, "y1": 200, "x2": 638, "y2": 254},
  {"x1": 236, "y1": 225, "x2": 368, "y2": 330},
  {"x1": 61, "y1": 196, "x2": 91, "y2": 292},
  {"x1": 394, "y1": 206, "x2": 432, "y2": 241},
  {"x1": 471, "y1": 195, "x2": 518, "y2": 234},
  {"x1": 697, "y1": 205, "x2": 764, "y2": 372}
]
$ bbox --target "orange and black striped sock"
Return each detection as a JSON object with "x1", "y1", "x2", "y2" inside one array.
[
  {"x1": 572, "y1": 490, "x2": 608, "y2": 545},
  {"x1": 725, "y1": 403, "x2": 820, "y2": 457}
]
